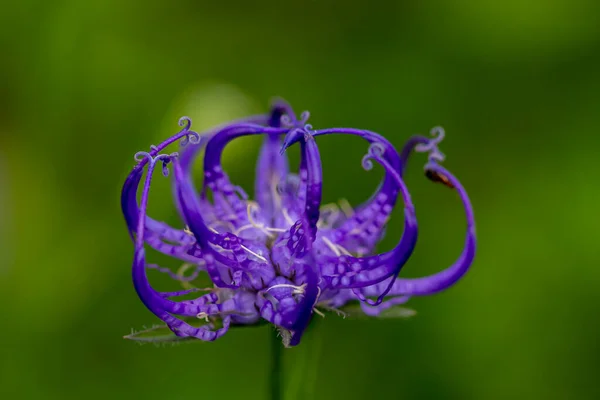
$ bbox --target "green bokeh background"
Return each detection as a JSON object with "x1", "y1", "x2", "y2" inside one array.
[{"x1": 1, "y1": 1, "x2": 599, "y2": 399}]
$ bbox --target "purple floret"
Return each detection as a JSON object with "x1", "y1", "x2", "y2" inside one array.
[{"x1": 121, "y1": 99, "x2": 476, "y2": 347}]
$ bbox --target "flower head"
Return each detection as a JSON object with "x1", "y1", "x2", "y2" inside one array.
[{"x1": 121, "y1": 99, "x2": 476, "y2": 347}]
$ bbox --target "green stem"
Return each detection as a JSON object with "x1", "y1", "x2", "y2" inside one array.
[
  {"x1": 270, "y1": 331, "x2": 283, "y2": 400},
  {"x1": 285, "y1": 322, "x2": 322, "y2": 400}
]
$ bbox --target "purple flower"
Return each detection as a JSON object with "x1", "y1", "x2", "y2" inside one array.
[{"x1": 121, "y1": 99, "x2": 476, "y2": 347}]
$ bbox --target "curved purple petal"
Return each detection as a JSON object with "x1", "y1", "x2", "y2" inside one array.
[
  {"x1": 254, "y1": 100, "x2": 295, "y2": 224},
  {"x1": 384, "y1": 162, "x2": 476, "y2": 296},
  {"x1": 319, "y1": 145, "x2": 418, "y2": 305},
  {"x1": 201, "y1": 124, "x2": 287, "y2": 231}
]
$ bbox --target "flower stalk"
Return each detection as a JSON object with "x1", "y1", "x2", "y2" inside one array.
[{"x1": 270, "y1": 330, "x2": 283, "y2": 400}]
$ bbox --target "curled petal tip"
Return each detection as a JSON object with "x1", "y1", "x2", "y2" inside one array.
[
  {"x1": 177, "y1": 117, "x2": 201, "y2": 147},
  {"x1": 300, "y1": 111, "x2": 311, "y2": 124},
  {"x1": 361, "y1": 154, "x2": 374, "y2": 171},
  {"x1": 134, "y1": 151, "x2": 152, "y2": 163},
  {"x1": 155, "y1": 152, "x2": 179, "y2": 162},
  {"x1": 178, "y1": 116, "x2": 192, "y2": 129},
  {"x1": 416, "y1": 125, "x2": 446, "y2": 163},
  {"x1": 430, "y1": 126, "x2": 445, "y2": 140},
  {"x1": 281, "y1": 114, "x2": 293, "y2": 127},
  {"x1": 361, "y1": 142, "x2": 386, "y2": 171},
  {"x1": 369, "y1": 142, "x2": 385, "y2": 157},
  {"x1": 180, "y1": 131, "x2": 201, "y2": 147}
]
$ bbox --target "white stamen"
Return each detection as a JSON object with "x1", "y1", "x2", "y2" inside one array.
[
  {"x1": 313, "y1": 286, "x2": 322, "y2": 310},
  {"x1": 267, "y1": 227, "x2": 288, "y2": 232},
  {"x1": 177, "y1": 263, "x2": 196, "y2": 290},
  {"x1": 339, "y1": 198, "x2": 354, "y2": 217},
  {"x1": 348, "y1": 227, "x2": 362, "y2": 235},
  {"x1": 322, "y1": 236, "x2": 341, "y2": 256},
  {"x1": 245, "y1": 201, "x2": 275, "y2": 238},
  {"x1": 246, "y1": 201, "x2": 263, "y2": 227},
  {"x1": 240, "y1": 245, "x2": 267, "y2": 262},
  {"x1": 233, "y1": 224, "x2": 258, "y2": 235},
  {"x1": 196, "y1": 312, "x2": 209, "y2": 321},
  {"x1": 313, "y1": 308, "x2": 326, "y2": 318},
  {"x1": 317, "y1": 203, "x2": 341, "y2": 228},
  {"x1": 208, "y1": 220, "x2": 236, "y2": 233},
  {"x1": 336, "y1": 244, "x2": 353, "y2": 256},
  {"x1": 317, "y1": 304, "x2": 348, "y2": 319},
  {"x1": 266, "y1": 283, "x2": 307, "y2": 295}
]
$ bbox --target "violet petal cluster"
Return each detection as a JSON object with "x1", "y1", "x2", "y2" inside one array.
[{"x1": 121, "y1": 100, "x2": 476, "y2": 347}]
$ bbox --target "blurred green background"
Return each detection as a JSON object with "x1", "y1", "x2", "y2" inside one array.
[{"x1": 1, "y1": 0, "x2": 599, "y2": 399}]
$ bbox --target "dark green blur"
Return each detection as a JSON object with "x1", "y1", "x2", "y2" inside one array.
[{"x1": 1, "y1": 1, "x2": 599, "y2": 399}]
